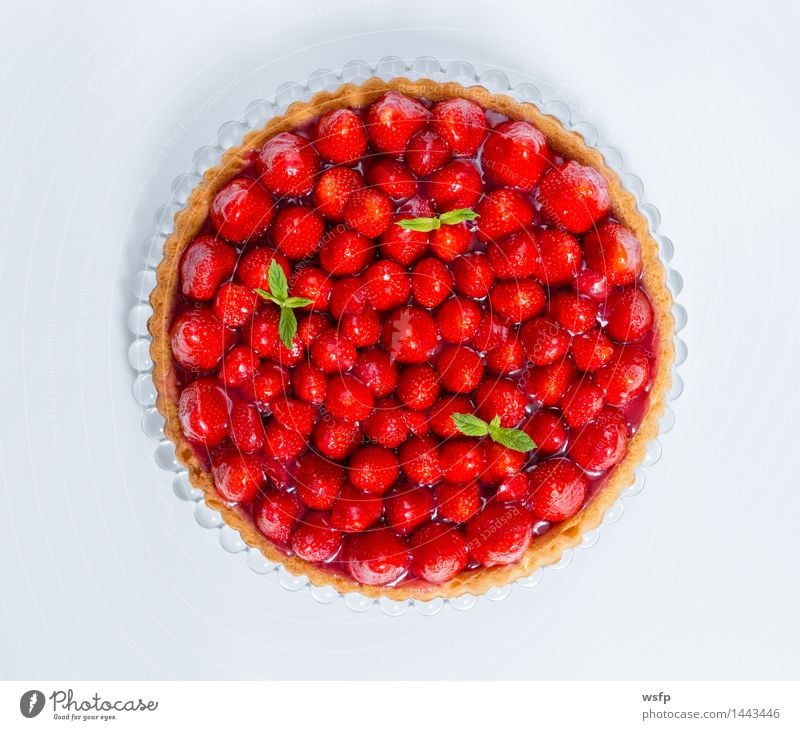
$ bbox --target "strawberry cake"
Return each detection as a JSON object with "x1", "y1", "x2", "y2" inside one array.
[{"x1": 149, "y1": 78, "x2": 674, "y2": 600}]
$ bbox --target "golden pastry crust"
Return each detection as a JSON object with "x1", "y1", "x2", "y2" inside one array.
[{"x1": 149, "y1": 77, "x2": 675, "y2": 601}]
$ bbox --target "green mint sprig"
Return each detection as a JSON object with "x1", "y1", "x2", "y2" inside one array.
[
  {"x1": 396, "y1": 207, "x2": 479, "y2": 233},
  {"x1": 254, "y1": 260, "x2": 313, "y2": 349},
  {"x1": 451, "y1": 413, "x2": 536, "y2": 453}
]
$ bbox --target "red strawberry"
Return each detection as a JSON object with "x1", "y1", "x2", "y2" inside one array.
[
  {"x1": 429, "y1": 160, "x2": 483, "y2": 211},
  {"x1": 343, "y1": 187, "x2": 394, "y2": 238},
  {"x1": 519, "y1": 317, "x2": 570, "y2": 366},
  {"x1": 270, "y1": 396, "x2": 317, "y2": 436},
  {"x1": 329, "y1": 277, "x2": 367, "y2": 318},
  {"x1": 604, "y1": 286, "x2": 654, "y2": 343},
  {"x1": 362, "y1": 398, "x2": 411, "y2": 448},
  {"x1": 439, "y1": 438, "x2": 485, "y2": 483},
  {"x1": 312, "y1": 166, "x2": 363, "y2": 221},
  {"x1": 271, "y1": 204, "x2": 324, "y2": 260},
  {"x1": 385, "y1": 485, "x2": 435, "y2": 536},
  {"x1": 594, "y1": 345, "x2": 651, "y2": 406},
  {"x1": 574, "y1": 268, "x2": 609, "y2": 301},
  {"x1": 431, "y1": 98, "x2": 487, "y2": 156},
  {"x1": 211, "y1": 449, "x2": 264, "y2": 503},
  {"x1": 548, "y1": 290, "x2": 599, "y2": 334},
  {"x1": 473, "y1": 314, "x2": 510, "y2": 351},
  {"x1": 170, "y1": 308, "x2": 234, "y2": 371},
  {"x1": 253, "y1": 488, "x2": 301, "y2": 544},
  {"x1": 330, "y1": 484, "x2": 384, "y2": 532},
  {"x1": 325, "y1": 374, "x2": 375, "y2": 422},
  {"x1": 405, "y1": 130, "x2": 451, "y2": 176},
  {"x1": 362, "y1": 260, "x2": 411, "y2": 311},
  {"x1": 524, "y1": 360, "x2": 576, "y2": 406},
  {"x1": 365, "y1": 158, "x2": 418, "y2": 201},
  {"x1": 522, "y1": 409, "x2": 567, "y2": 456},
  {"x1": 437, "y1": 297, "x2": 482, "y2": 344},
  {"x1": 291, "y1": 512, "x2": 342, "y2": 562},
  {"x1": 235, "y1": 246, "x2": 290, "y2": 290},
  {"x1": 381, "y1": 306, "x2": 439, "y2": 364},
  {"x1": 310, "y1": 331, "x2": 357, "y2": 374},
  {"x1": 402, "y1": 409, "x2": 429, "y2": 437},
  {"x1": 178, "y1": 377, "x2": 230, "y2": 447},
  {"x1": 273, "y1": 334, "x2": 305, "y2": 369},
  {"x1": 318, "y1": 229, "x2": 374, "y2": 276},
  {"x1": 212, "y1": 282, "x2": 259, "y2": 328},
  {"x1": 528, "y1": 458, "x2": 587, "y2": 521},
  {"x1": 489, "y1": 279, "x2": 546, "y2": 323},
  {"x1": 229, "y1": 400, "x2": 266, "y2": 453},
  {"x1": 486, "y1": 338, "x2": 525, "y2": 375},
  {"x1": 410, "y1": 256, "x2": 454, "y2": 308},
  {"x1": 292, "y1": 363, "x2": 327, "y2": 405},
  {"x1": 297, "y1": 311, "x2": 332, "y2": 345},
  {"x1": 452, "y1": 252, "x2": 495, "y2": 299},
  {"x1": 476, "y1": 188, "x2": 535, "y2": 242},
  {"x1": 242, "y1": 306, "x2": 279, "y2": 358},
  {"x1": 537, "y1": 160, "x2": 610, "y2": 233},
  {"x1": 290, "y1": 266, "x2": 332, "y2": 312},
  {"x1": 495, "y1": 473, "x2": 530, "y2": 502},
  {"x1": 570, "y1": 327, "x2": 614, "y2": 372},
  {"x1": 466, "y1": 502, "x2": 534, "y2": 566},
  {"x1": 219, "y1": 345, "x2": 259, "y2": 388},
  {"x1": 428, "y1": 394, "x2": 474, "y2": 438},
  {"x1": 380, "y1": 214, "x2": 429, "y2": 265},
  {"x1": 474, "y1": 378, "x2": 527, "y2": 427},
  {"x1": 180, "y1": 236, "x2": 237, "y2": 301},
  {"x1": 263, "y1": 420, "x2": 307, "y2": 461},
  {"x1": 399, "y1": 435, "x2": 441, "y2": 484},
  {"x1": 482, "y1": 120, "x2": 549, "y2": 190},
  {"x1": 256, "y1": 131, "x2": 320, "y2": 197},
  {"x1": 314, "y1": 108, "x2": 367, "y2": 165},
  {"x1": 344, "y1": 529, "x2": 410, "y2": 586},
  {"x1": 531, "y1": 229, "x2": 582, "y2": 286},
  {"x1": 410, "y1": 522, "x2": 469, "y2": 584},
  {"x1": 339, "y1": 308, "x2": 381, "y2": 347},
  {"x1": 348, "y1": 445, "x2": 399, "y2": 495},
  {"x1": 437, "y1": 346, "x2": 484, "y2": 393},
  {"x1": 486, "y1": 230, "x2": 538, "y2": 280},
  {"x1": 560, "y1": 379, "x2": 605, "y2": 429},
  {"x1": 364, "y1": 91, "x2": 429, "y2": 154},
  {"x1": 209, "y1": 177, "x2": 275, "y2": 244},
  {"x1": 247, "y1": 360, "x2": 289, "y2": 411},
  {"x1": 483, "y1": 440, "x2": 525, "y2": 484},
  {"x1": 352, "y1": 348, "x2": 398, "y2": 398},
  {"x1": 295, "y1": 453, "x2": 345, "y2": 509},
  {"x1": 569, "y1": 407, "x2": 628, "y2": 472},
  {"x1": 429, "y1": 223, "x2": 472, "y2": 262},
  {"x1": 396, "y1": 364, "x2": 440, "y2": 411},
  {"x1": 313, "y1": 418, "x2": 361, "y2": 460},
  {"x1": 435, "y1": 481, "x2": 481, "y2": 523},
  {"x1": 583, "y1": 221, "x2": 642, "y2": 286}
]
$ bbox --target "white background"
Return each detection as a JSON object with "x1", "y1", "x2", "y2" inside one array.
[{"x1": 1, "y1": 0, "x2": 798, "y2": 680}]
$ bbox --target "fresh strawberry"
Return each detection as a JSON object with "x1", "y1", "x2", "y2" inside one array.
[
  {"x1": 235, "y1": 246, "x2": 290, "y2": 290},
  {"x1": 488, "y1": 279, "x2": 546, "y2": 323},
  {"x1": 524, "y1": 360, "x2": 576, "y2": 406},
  {"x1": 263, "y1": 420, "x2": 306, "y2": 461},
  {"x1": 318, "y1": 229, "x2": 374, "y2": 276},
  {"x1": 364, "y1": 91, "x2": 429, "y2": 154},
  {"x1": 352, "y1": 348, "x2": 398, "y2": 398},
  {"x1": 295, "y1": 453, "x2": 345, "y2": 509},
  {"x1": 583, "y1": 221, "x2": 642, "y2": 286},
  {"x1": 403, "y1": 409, "x2": 429, "y2": 437},
  {"x1": 474, "y1": 378, "x2": 527, "y2": 427},
  {"x1": 522, "y1": 410, "x2": 567, "y2": 456},
  {"x1": 483, "y1": 440, "x2": 525, "y2": 484},
  {"x1": 180, "y1": 236, "x2": 237, "y2": 301},
  {"x1": 604, "y1": 286, "x2": 654, "y2": 343},
  {"x1": 339, "y1": 308, "x2": 381, "y2": 347},
  {"x1": 291, "y1": 512, "x2": 342, "y2": 562},
  {"x1": 362, "y1": 398, "x2": 411, "y2": 448},
  {"x1": 344, "y1": 529, "x2": 410, "y2": 586},
  {"x1": 380, "y1": 214, "x2": 429, "y2": 265},
  {"x1": 343, "y1": 187, "x2": 394, "y2": 238},
  {"x1": 385, "y1": 485, "x2": 435, "y2": 536},
  {"x1": 399, "y1": 435, "x2": 441, "y2": 484},
  {"x1": 472, "y1": 314, "x2": 510, "y2": 351},
  {"x1": 270, "y1": 396, "x2": 318, "y2": 436},
  {"x1": 431, "y1": 98, "x2": 487, "y2": 156},
  {"x1": 211, "y1": 449, "x2": 264, "y2": 503},
  {"x1": 292, "y1": 363, "x2": 327, "y2": 405},
  {"x1": 289, "y1": 266, "x2": 332, "y2": 312},
  {"x1": 482, "y1": 120, "x2": 549, "y2": 189},
  {"x1": 569, "y1": 407, "x2": 628, "y2": 472},
  {"x1": 242, "y1": 306, "x2": 279, "y2": 357},
  {"x1": 325, "y1": 374, "x2": 375, "y2": 422},
  {"x1": 531, "y1": 229, "x2": 582, "y2": 286},
  {"x1": 314, "y1": 108, "x2": 367, "y2": 165},
  {"x1": 570, "y1": 327, "x2": 614, "y2": 372},
  {"x1": 548, "y1": 291, "x2": 599, "y2": 334},
  {"x1": 310, "y1": 331, "x2": 357, "y2": 374},
  {"x1": 527, "y1": 458, "x2": 587, "y2": 521},
  {"x1": 362, "y1": 260, "x2": 411, "y2": 311},
  {"x1": 296, "y1": 311, "x2": 332, "y2": 345},
  {"x1": 212, "y1": 282, "x2": 259, "y2": 328},
  {"x1": 170, "y1": 308, "x2": 234, "y2": 371},
  {"x1": 429, "y1": 223, "x2": 472, "y2": 262},
  {"x1": 410, "y1": 256, "x2": 454, "y2": 307},
  {"x1": 381, "y1": 306, "x2": 439, "y2": 364},
  {"x1": 329, "y1": 277, "x2": 367, "y2": 318},
  {"x1": 537, "y1": 160, "x2": 610, "y2": 233},
  {"x1": 247, "y1": 361, "x2": 289, "y2": 411},
  {"x1": 348, "y1": 445, "x2": 399, "y2": 495},
  {"x1": 573, "y1": 269, "x2": 609, "y2": 301},
  {"x1": 396, "y1": 364, "x2": 440, "y2": 411},
  {"x1": 405, "y1": 129, "x2": 451, "y2": 176},
  {"x1": 435, "y1": 480, "x2": 482, "y2": 523},
  {"x1": 209, "y1": 177, "x2": 275, "y2": 244},
  {"x1": 312, "y1": 418, "x2": 361, "y2": 460},
  {"x1": 365, "y1": 158, "x2": 418, "y2": 201},
  {"x1": 437, "y1": 297, "x2": 482, "y2": 344},
  {"x1": 219, "y1": 345, "x2": 259, "y2": 388},
  {"x1": 253, "y1": 488, "x2": 301, "y2": 544},
  {"x1": 466, "y1": 502, "x2": 533, "y2": 566},
  {"x1": 409, "y1": 524, "x2": 469, "y2": 589},
  {"x1": 178, "y1": 377, "x2": 230, "y2": 447},
  {"x1": 229, "y1": 400, "x2": 266, "y2": 453},
  {"x1": 560, "y1": 379, "x2": 605, "y2": 429},
  {"x1": 486, "y1": 338, "x2": 525, "y2": 375},
  {"x1": 437, "y1": 345, "x2": 484, "y2": 393},
  {"x1": 486, "y1": 230, "x2": 538, "y2": 280},
  {"x1": 428, "y1": 395, "x2": 474, "y2": 438},
  {"x1": 429, "y1": 160, "x2": 483, "y2": 211},
  {"x1": 519, "y1": 317, "x2": 570, "y2": 366},
  {"x1": 330, "y1": 484, "x2": 384, "y2": 532},
  {"x1": 452, "y1": 252, "x2": 495, "y2": 299},
  {"x1": 439, "y1": 438, "x2": 485, "y2": 483},
  {"x1": 271, "y1": 204, "x2": 324, "y2": 260},
  {"x1": 256, "y1": 131, "x2": 320, "y2": 197},
  {"x1": 312, "y1": 166, "x2": 363, "y2": 221},
  {"x1": 593, "y1": 345, "x2": 651, "y2": 406},
  {"x1": 476, "y1": 188, "x2": 535, "y2": 242}
]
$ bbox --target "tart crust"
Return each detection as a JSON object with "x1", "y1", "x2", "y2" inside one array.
[{"x1": 149, "y1": 77, "x2": 675, "y2": 601}]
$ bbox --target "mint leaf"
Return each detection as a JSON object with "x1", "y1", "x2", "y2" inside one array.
[
  {"x1": 278, "y1": 307, "x2": 298, "y2": 350},
  {"x1": 268, "y1": 259, "x2": 288, "y2": 300},
  {"x1": 396, "y1": 216, "x2": 441, "y2": 232},
  {"x1": 489, "y1": 426, "x2": 536, "y2": 453},
  {"x1": 283, "y1": 296, "x2": 314, "y2": 309},
  {"x1": 439, "y1": 208, "x2": 479, "y2": 225},
  {"x1": 253, "y1": 288, "x2": 280, "y2": 305},
  {"x1": 451, "y1": 413, "x2": 490, "y2": 437}
]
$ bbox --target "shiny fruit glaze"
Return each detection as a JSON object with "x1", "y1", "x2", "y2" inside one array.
[{"x1": 169, "y1": 91, "x2": 658, "y2": 589}]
